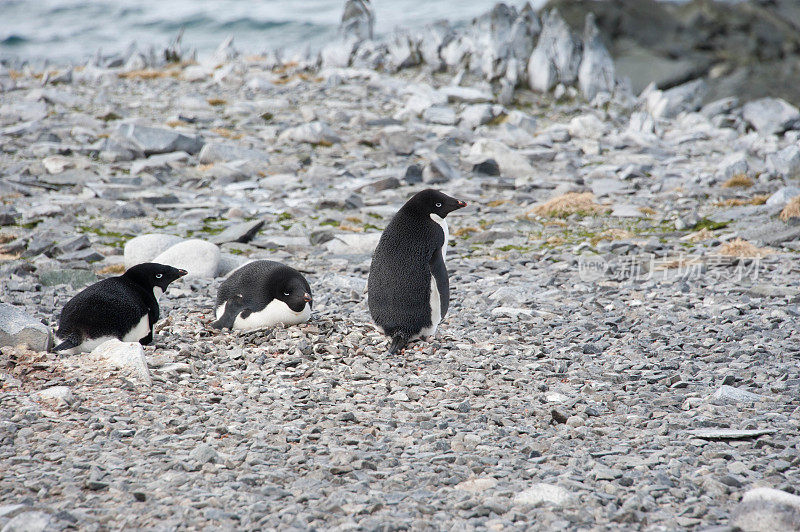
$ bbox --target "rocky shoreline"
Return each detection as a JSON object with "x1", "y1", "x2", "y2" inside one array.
[{"x1": 2, "y1": 1, "x2": 800, "y2": 530}]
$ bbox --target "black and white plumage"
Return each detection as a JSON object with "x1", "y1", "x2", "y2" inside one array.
[
  {"x1": 54, "y1": 263, "x2": 187, "y2": 354},
  {"x1": 211, "y1": 260, "x2": 312, "y2": 331},
  {"x1": 368, "y1": 189, "x2": 467, "y2": 355}
]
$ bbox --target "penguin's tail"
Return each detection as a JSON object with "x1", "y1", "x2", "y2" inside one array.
[
  {"x1": 387, "y1": 332, "x2": 410, "y2": 356},
  {"x1": 53, "y1": 335, "x2": 79, "y2": 353}
]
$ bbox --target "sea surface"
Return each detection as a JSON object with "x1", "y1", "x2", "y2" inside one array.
[{"x1": 0, "y1": 0, "x2": 549, "y2": 64}]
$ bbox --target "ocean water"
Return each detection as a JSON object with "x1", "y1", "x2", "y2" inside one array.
[{"x1": 0, "y1": 0, "x2": 548, "y2": 64}]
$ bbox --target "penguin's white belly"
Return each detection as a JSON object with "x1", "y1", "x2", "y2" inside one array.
[
  {"x1": 57, "y1": 313, "x2": 149, "y2": 354},
  {"x1": 430, "y1": 213, "x2": 449, "y2": 261},
  {"x1": 225, "y1": 299, "x2": 312, "y2": 331},
  {"x1": 419, "y1": 213, "x2": 449, "y2": 339},
  {"x1": 122, "y1": 313, "x2": 151, "y2": 343},
  {"x1": 419, "y1": 276, "x2": 442, "y2": 339}
]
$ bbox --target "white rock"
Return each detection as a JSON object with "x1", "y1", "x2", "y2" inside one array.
[
  {"x1": 440, "y1": 86, "x2": 492, "y2": 104},
  {"x1": 279, "y1": 121, "x2": 342, "y2": 145},
  {"x1": 765, "y1": 144, "x2": 800, "y2": 177},
  {"x1": 198, "y1": 142, "x2": 270, "y2": 164},
  {"x1": 152, "y1": 239, "x2": 221, "y2": 278},
  {"x1": 91, "y1": 339, "x2": 151, "y2": 386},
  {"x1": 1, "y1": 511, "x2": 52, "y2": 532},
  {"x1": 568, "y1": 113, "x2": 608, "y2": 139},
  {"x1": 0, "y1": 303, "x2": 53, "y2": 352},
  {"x1": 505, "y1": 110, "x2": 538, "y2": 135},
  {"x1": 422, "y1": 105, "x2": 457, "y2": 125},
  {"x1": 766, "y1": 186, "x2": 800, "y2": 207},
  {"x1": 578, "y1": 13, "x2": 615, "y2": 101},
  {"x1": 33, "y1": 386, "x2": 74, "y2": 406},
  {"x1": 467, "y1": 139, "x2": 534, "y2": 178},
  {"x1": 460, "y1": 104, "x2": 495, "y2": 130},
  {"x1": 455, "y1": 477, "x2": 498, "y2": 493},
  {"x1": 124, "y1": 233, "x2": 185, "y2": 269},
  {"x1": 325, "y1": 233, "x2": 382, "y2": 255},
  {"x1": 42, "y1": 155, "x2": 73, "y2": 174},
  {"x1": 719, "y1": 152, "x2": 749, "y2": 180},
  {"x1": 742, "y1": 98, "x2": 800, "y2": 135},
  {"x1": 645, "y1": 79, "x2": 706, "y2": 119},
  {"x1": 709, "y1": 385, "x2": 765, "y2": 405},
  {"x1": 514, "y1": 483, "x2": 573, "y2": 506},
  {"x1": 732, "y1": 487, "x2": 800, "y2": 532},
  {"x1": 131, "y1": 151, "x2": 189, "y2": 176}
]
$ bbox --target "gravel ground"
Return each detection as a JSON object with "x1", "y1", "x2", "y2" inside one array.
[{"x1": 1, "y1": 32, "x2": 800, "y2": 531}]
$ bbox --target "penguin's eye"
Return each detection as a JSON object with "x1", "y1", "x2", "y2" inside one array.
[
  {"x1": 283, "y1": 291, "x2": 290, "y2": 296},
  {"x1": 155, "y1": 273, "x2": 163, "y2": 279},
  {"x1": 435, "y1": 202, "x2": 442, "y2": 208}
]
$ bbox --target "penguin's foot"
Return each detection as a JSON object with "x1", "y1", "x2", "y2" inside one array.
[{"x1": 386, "y1": 332, "x2": 410, "y2": 356}]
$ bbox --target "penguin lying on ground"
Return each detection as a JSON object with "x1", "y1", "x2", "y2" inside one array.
[
  {"x1": 211, "y1": 260, "x2": 312, "y2": 331},
  {"x1": 368, "y1": 188, "x2": 467, "y2": 355},
  {"x1": 54, "y1": 263, "x2": 187, "y2": 354}
]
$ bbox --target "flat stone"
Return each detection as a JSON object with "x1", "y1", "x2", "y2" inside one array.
[
  {"x1": 610, "y1": 204, "x2": 643, "y2": 218},
  {"x1": 440, "y1": 86, "x2": 492, "y2": 103},
  {"x1": 423, "y1": 105, "x2": 457, "y2": 125},
  {"x1": 130, "y1": 151, "x2": 190, "y2": 176},
  {"x1": 690, "y1": 428, "x2": 774, "y2": 440},
  {"x1": 467, "y1": 139, "x2": 534, "y2": 178},
  {"x1": 198, "y1": 142, "x2": 270, "y2": 164},
  {"x1": 39, "y1": 269, "x2": 99, "y2": 289},
  {"x1": 114, "y1": 123, "x2": 204, "y2": 155},
  {"x1": 325, "y1": 233, "x2": 382, "y2": 255},
  {"x1": 0, "y1": 303, "x2": 53, "y2": 352},
  {"x1": 423, "y1": 157, "x2": 459, "y2": 183},
  {"x1": 210, "y1": 220, "x2": 265, "y2": 245},
  {"x1": 590, "y1": 178, "x2": 627, "y2": 196}
]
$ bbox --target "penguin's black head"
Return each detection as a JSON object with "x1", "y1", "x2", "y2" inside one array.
[
  {"x1": 275, "y1": 273, "x2": 312, "y2": 313},
  {"x1": 124, "y1": 263, "x2": 188, "y2": 291},
  {"x1": 406, "y1": 189, "x2": 467, "y2": 219}
]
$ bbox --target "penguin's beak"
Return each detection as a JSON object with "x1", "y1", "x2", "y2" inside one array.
[
  {"x1": 303, "y1": 293, "x2": 312, "y2": 303},
  {"x1": 177, "y1": 269, "x2": 188, "y2": 277},
  {"x1": 456, "y1": 200, "x2": 467, "y2": 209}
]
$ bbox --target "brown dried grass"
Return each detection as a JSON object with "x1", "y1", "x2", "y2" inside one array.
[
  {"x1": 590, "y1": 228, "x2": 634, "y2": 246},
  {"x1": 529, "y1": 192, "x2": 606, "y2": 218},
  {"x1": 721, "y1": 174, "x2": 754, "y2": 188},
  {"x1": 97, "y1": 264, "x2": 126, "y2": 275},
  {"x1": 715, "y1": 194, "x2": 768, "y2": 207},
  {"x1": 779, "y1": 195, "x2": 800, "y2": 221},
  {"x1": 716, "y1": 238, "x2": 771, "y2": 258}
]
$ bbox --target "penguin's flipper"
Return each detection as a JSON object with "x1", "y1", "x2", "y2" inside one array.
[
  {"x1": 53, "y1": 335, "x2": 80, "y2": 353},
  {"x1": 386, "y1": 332, "x2": 410, "y2": 356},
  {"x1": 210, "y1": 300, "x2": 242, "y2": 330}
]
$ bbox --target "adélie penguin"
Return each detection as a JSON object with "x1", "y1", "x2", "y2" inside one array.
[
  {"x1": 54, "y1": 263, "x2": 187, "y2": 354},
  {"x1": 211, "y1": 260, "x2": 312, "y2": 331},
  {"x1": 368, "y1": 189, "x2": 467, "y2": 354}
]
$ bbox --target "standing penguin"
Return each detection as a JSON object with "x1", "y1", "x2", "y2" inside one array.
[
  {"x1": 54, "y1": 263, "x2": 187, "y2": 354},
  {"x1": 211, "y1": 260, "x2": 312, "y2": 331},
  {"x1": 368, "y1": 189, "x2": 467, "y2": 354}
]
